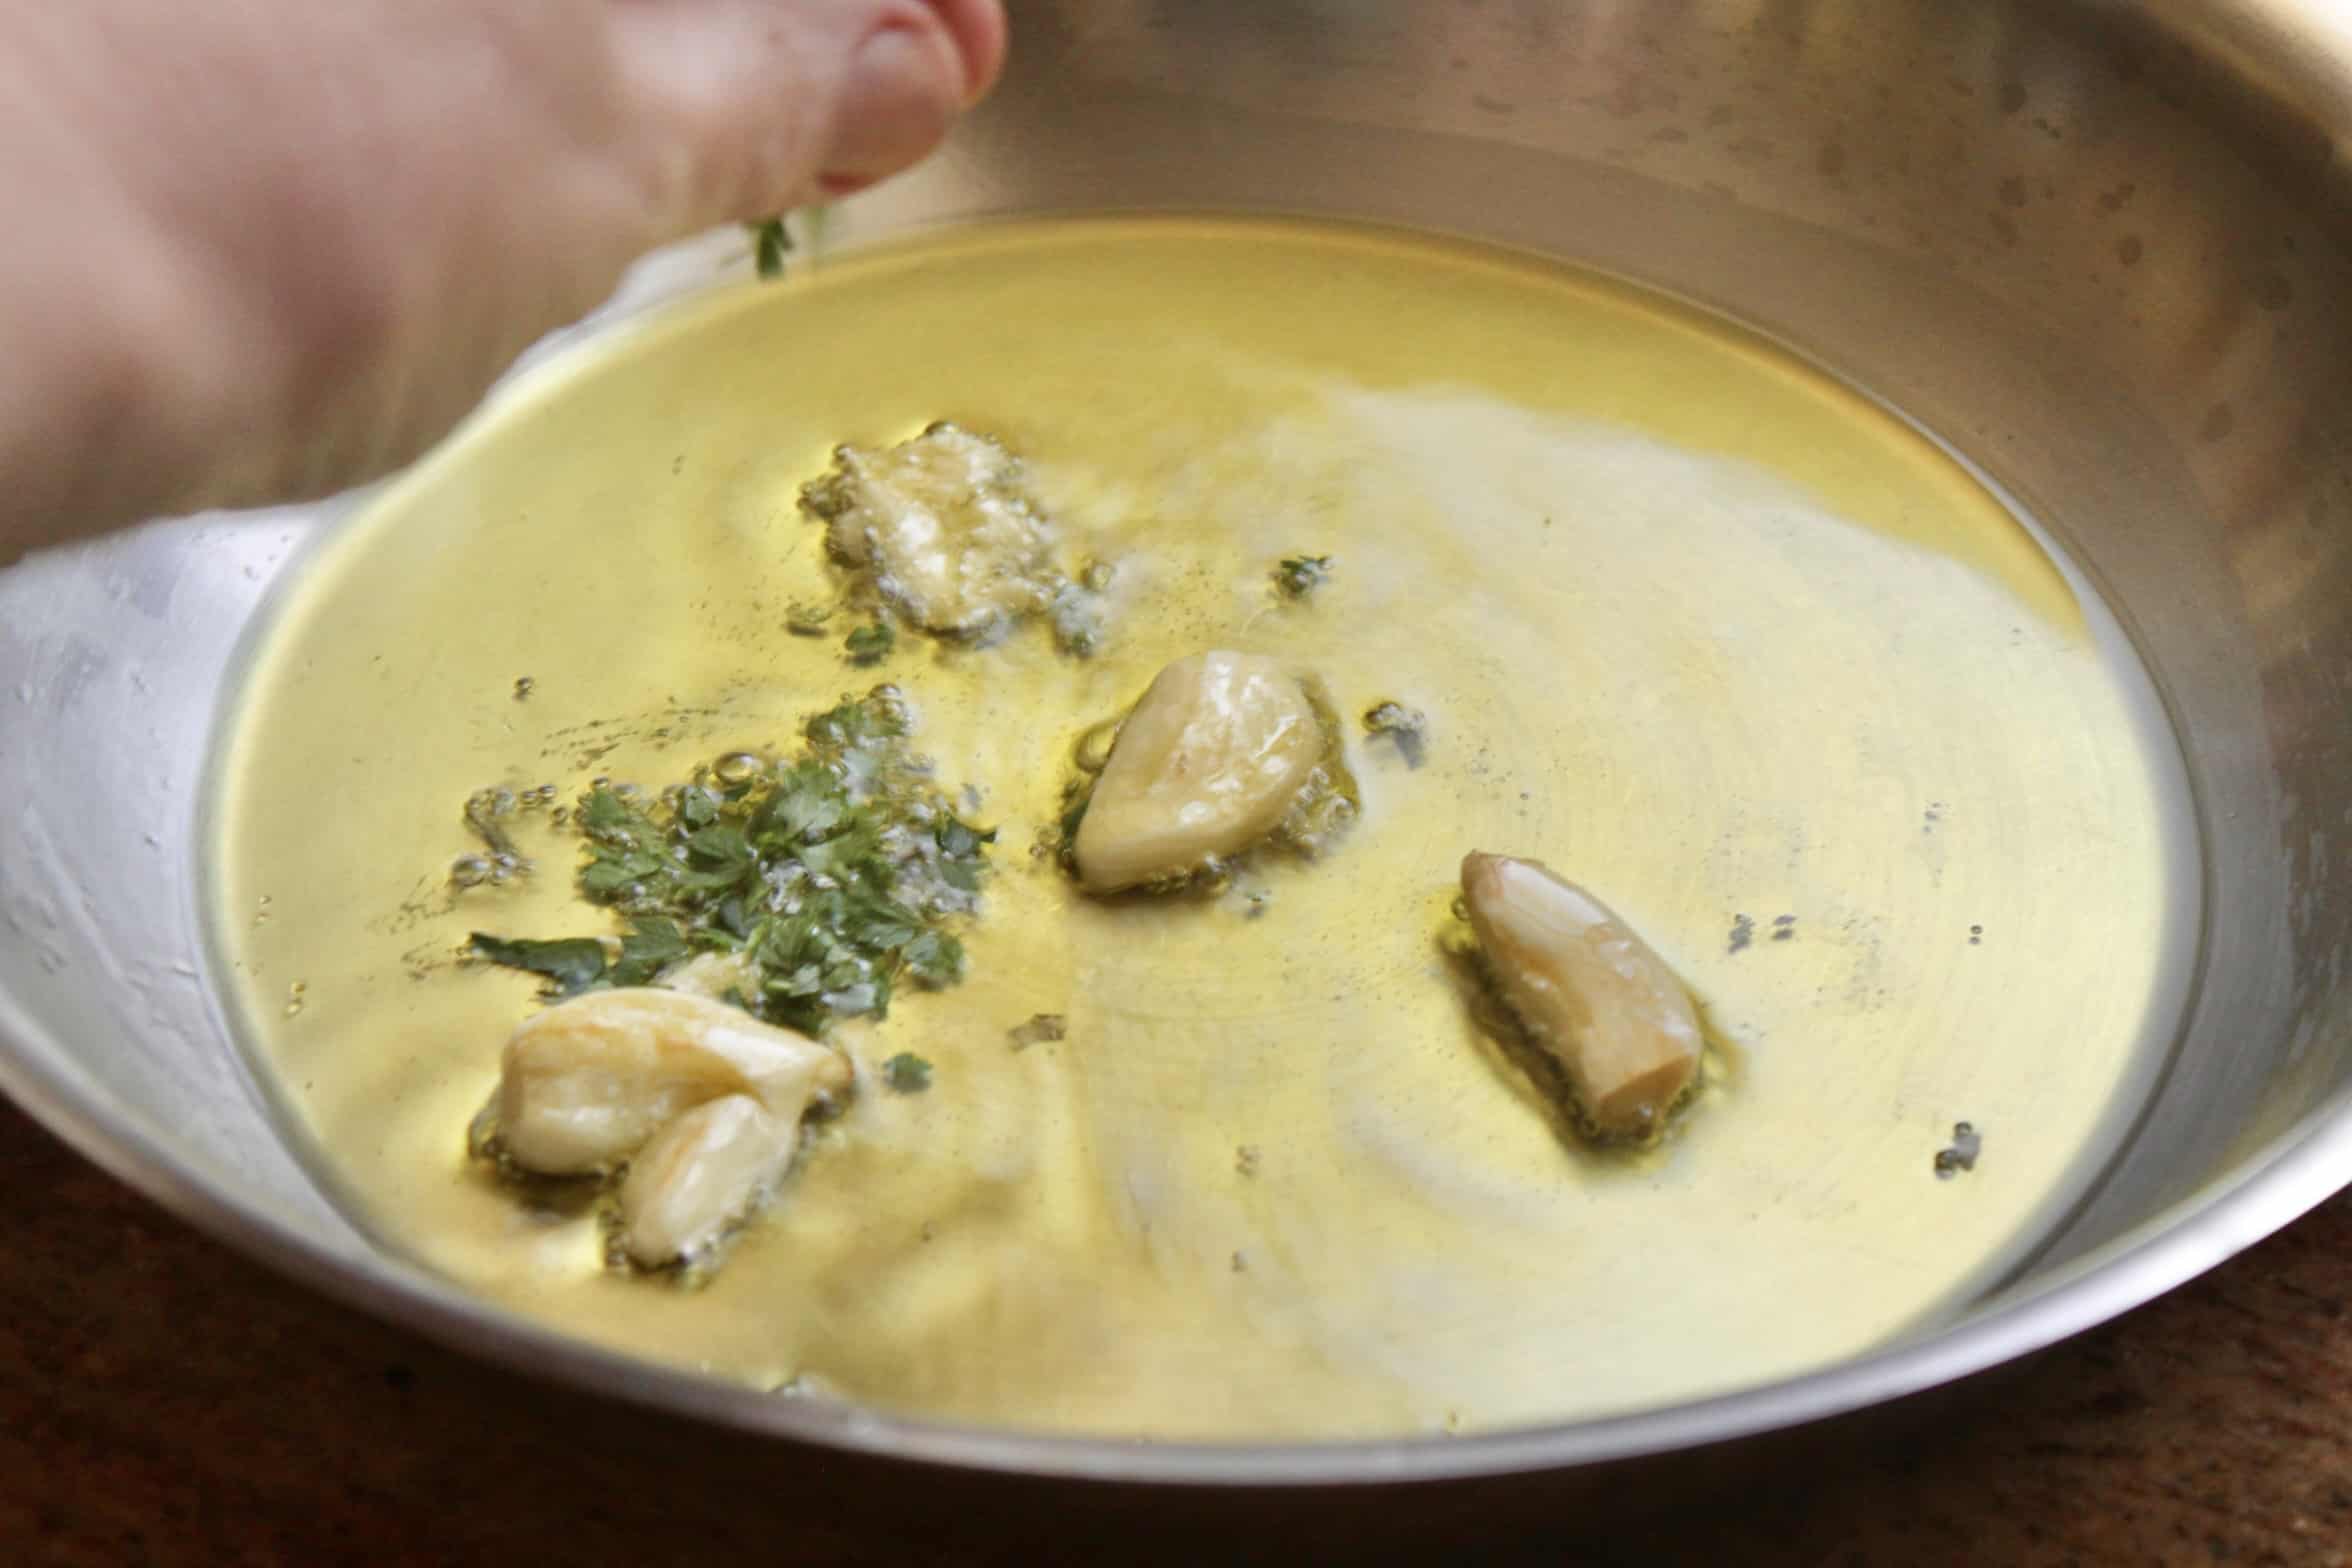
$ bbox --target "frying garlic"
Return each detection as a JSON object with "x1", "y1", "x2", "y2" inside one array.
[
  {"x1": 616, "y1": 1094, "x2": 794, "y2": 1266},
  {"x1": 495, "y1": 988, "x2": 848, "y2": 1175},
  {"x1": 800, "y1": 422, "x2": 1060, "y2": 638},
  {"x1": 1074, "y1": 651, "x2": 1324, "y2": 893},
  {"x1": 1459, "y1": 852, "x2": 1703, "y2": 1142},
  {"x1": 490, "y1": 988, "x2": 853, "y2": 1267},
  {"x1": 655, "y1": 949, "x2": 754, "y2": 1003}
]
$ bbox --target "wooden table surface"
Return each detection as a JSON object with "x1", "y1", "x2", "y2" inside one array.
[{"x1": 5, "y1": 1099, "x2": 2350, "y2": 1566}]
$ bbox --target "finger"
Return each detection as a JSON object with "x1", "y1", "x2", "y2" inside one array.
[
  {"x1": 611, "y1": 0, "x2": 1004, "y2": 229},
  {"x1": 926, "y1": 0, "x2": 1008, "y2": 106}
]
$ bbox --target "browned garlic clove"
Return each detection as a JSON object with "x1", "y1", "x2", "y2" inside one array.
[
  {"x1": 1459, "y1": 852, "x2": 1703, "y2": 1142},
  {"x1": 1074, "y1": 651, "x2": 1323, "y2": 893}
]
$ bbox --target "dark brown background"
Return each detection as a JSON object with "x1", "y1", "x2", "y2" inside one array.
[{"x1": 5, "y1": 1100, "x2": 2349, "y2": 1566}]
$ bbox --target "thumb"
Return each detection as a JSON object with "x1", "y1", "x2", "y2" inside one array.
[{"x1": 614, "y1": 0, "x2": 1006, "y2": 229}]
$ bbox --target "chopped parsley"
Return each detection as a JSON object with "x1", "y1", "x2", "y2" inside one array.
[
  {"x1": 844, "y1": 621, "x2": 895, "y2": 665},
  {"x1": 1362, "y1": 700, "x2": 1429, "y2": 769},
  {"x1": 1008, "y1": 1013, "x2": 1066, "y2": 1050},
  {"x1": 749, "y1": 206, "x2": 830, "y2": 281},
  {"x1": 749, "y1": 217, "x2": 792, "y2": 279},
  {"x1": 467, "y1": 691, "x2": 992, "y2": 1035},
  {"x1": 882, "y1": 1052, "x2": 934, "y2": 1093},
  {"x1": 1934, "y1": 1121, "x2": 1983, "y2": 1179},
  {"x1": 466, "y1": 934, "x2": 607, "y2": 992},
  {"x1": 1273, "y1": 554, "x2": 1333, "y2": 600}
]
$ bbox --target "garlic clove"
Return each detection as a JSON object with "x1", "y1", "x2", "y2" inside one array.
[
  {"x1": 1074, "y1": 651, "x2": 1323, "y2": 893},
  {"x1": 616, "y1": 1094, "x2": 794, "y2": 1267},
  {"x1": 495, "y1": 988, "x2": 848, "y2": 1175},
  {"x1": 1459, "y1": 852, "x2": 1703, "y2": 1142},
  {"x1": 655, "y1": 949, "x2": 754, "y2": 1002}
]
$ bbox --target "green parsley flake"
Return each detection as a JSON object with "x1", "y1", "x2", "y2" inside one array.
[
  {"x1": 466, "y1": 934, "x2": 607, "y2": 993},
  {"x1": 1008, "y1": 1013, "x2": 1066, "y2": 1050},
  {"x1": 1362, "y1": 700, "x2": 1429, "y2": 769},
  {"x1": 749, "y1": 217, "x2": 792, "y2": 279},
  {"x1": 882, "y1": 1052, "x2": 934, "y2": 1093},
  {"x1": 844, "y1": 621, "x2": 896, "y2": 665},
  {"x1": 1274, "y1": 554, "x2": 1333, "y2": 600}
]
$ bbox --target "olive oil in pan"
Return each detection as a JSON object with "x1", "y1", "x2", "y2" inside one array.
[{"x1": 208, "y1": 218, "x2": 2196, "y2": 1439}]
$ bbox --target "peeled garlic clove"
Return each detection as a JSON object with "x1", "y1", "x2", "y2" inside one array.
[
  {"x1": 616, "y1": 1094, "x2": 793, "y2": 1267},
  {"x1": 1459, "y1": 852, "x2": 1703, "y2": 1142},
  {"x1": 496, "y1": 988, "x2": 849, "y2": 1175},
  {"x1": 1074, "y1": 651, "x2": 1323, "y2": 893},
  {"x1": 656, "y1": 949, "x2": 754, "y2": 1002}
]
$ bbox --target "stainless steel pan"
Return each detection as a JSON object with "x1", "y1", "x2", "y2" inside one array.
[{"x1": 6, "y1": 0, "x2": 2352, "y2": 1487}]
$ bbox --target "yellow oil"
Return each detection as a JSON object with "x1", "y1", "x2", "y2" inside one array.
[{"x1": 209, "y1": 218, "x2": 2194, "y2": 1440}]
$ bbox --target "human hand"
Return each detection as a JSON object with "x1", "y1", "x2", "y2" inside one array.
[{"x1": 0, "y1": 0, "x2": 1004, "y2": 557}]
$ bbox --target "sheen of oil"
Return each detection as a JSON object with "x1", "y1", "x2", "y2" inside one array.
[{"x1": 209, "y1": 218, "x2": 2197, "y2": 1440}]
